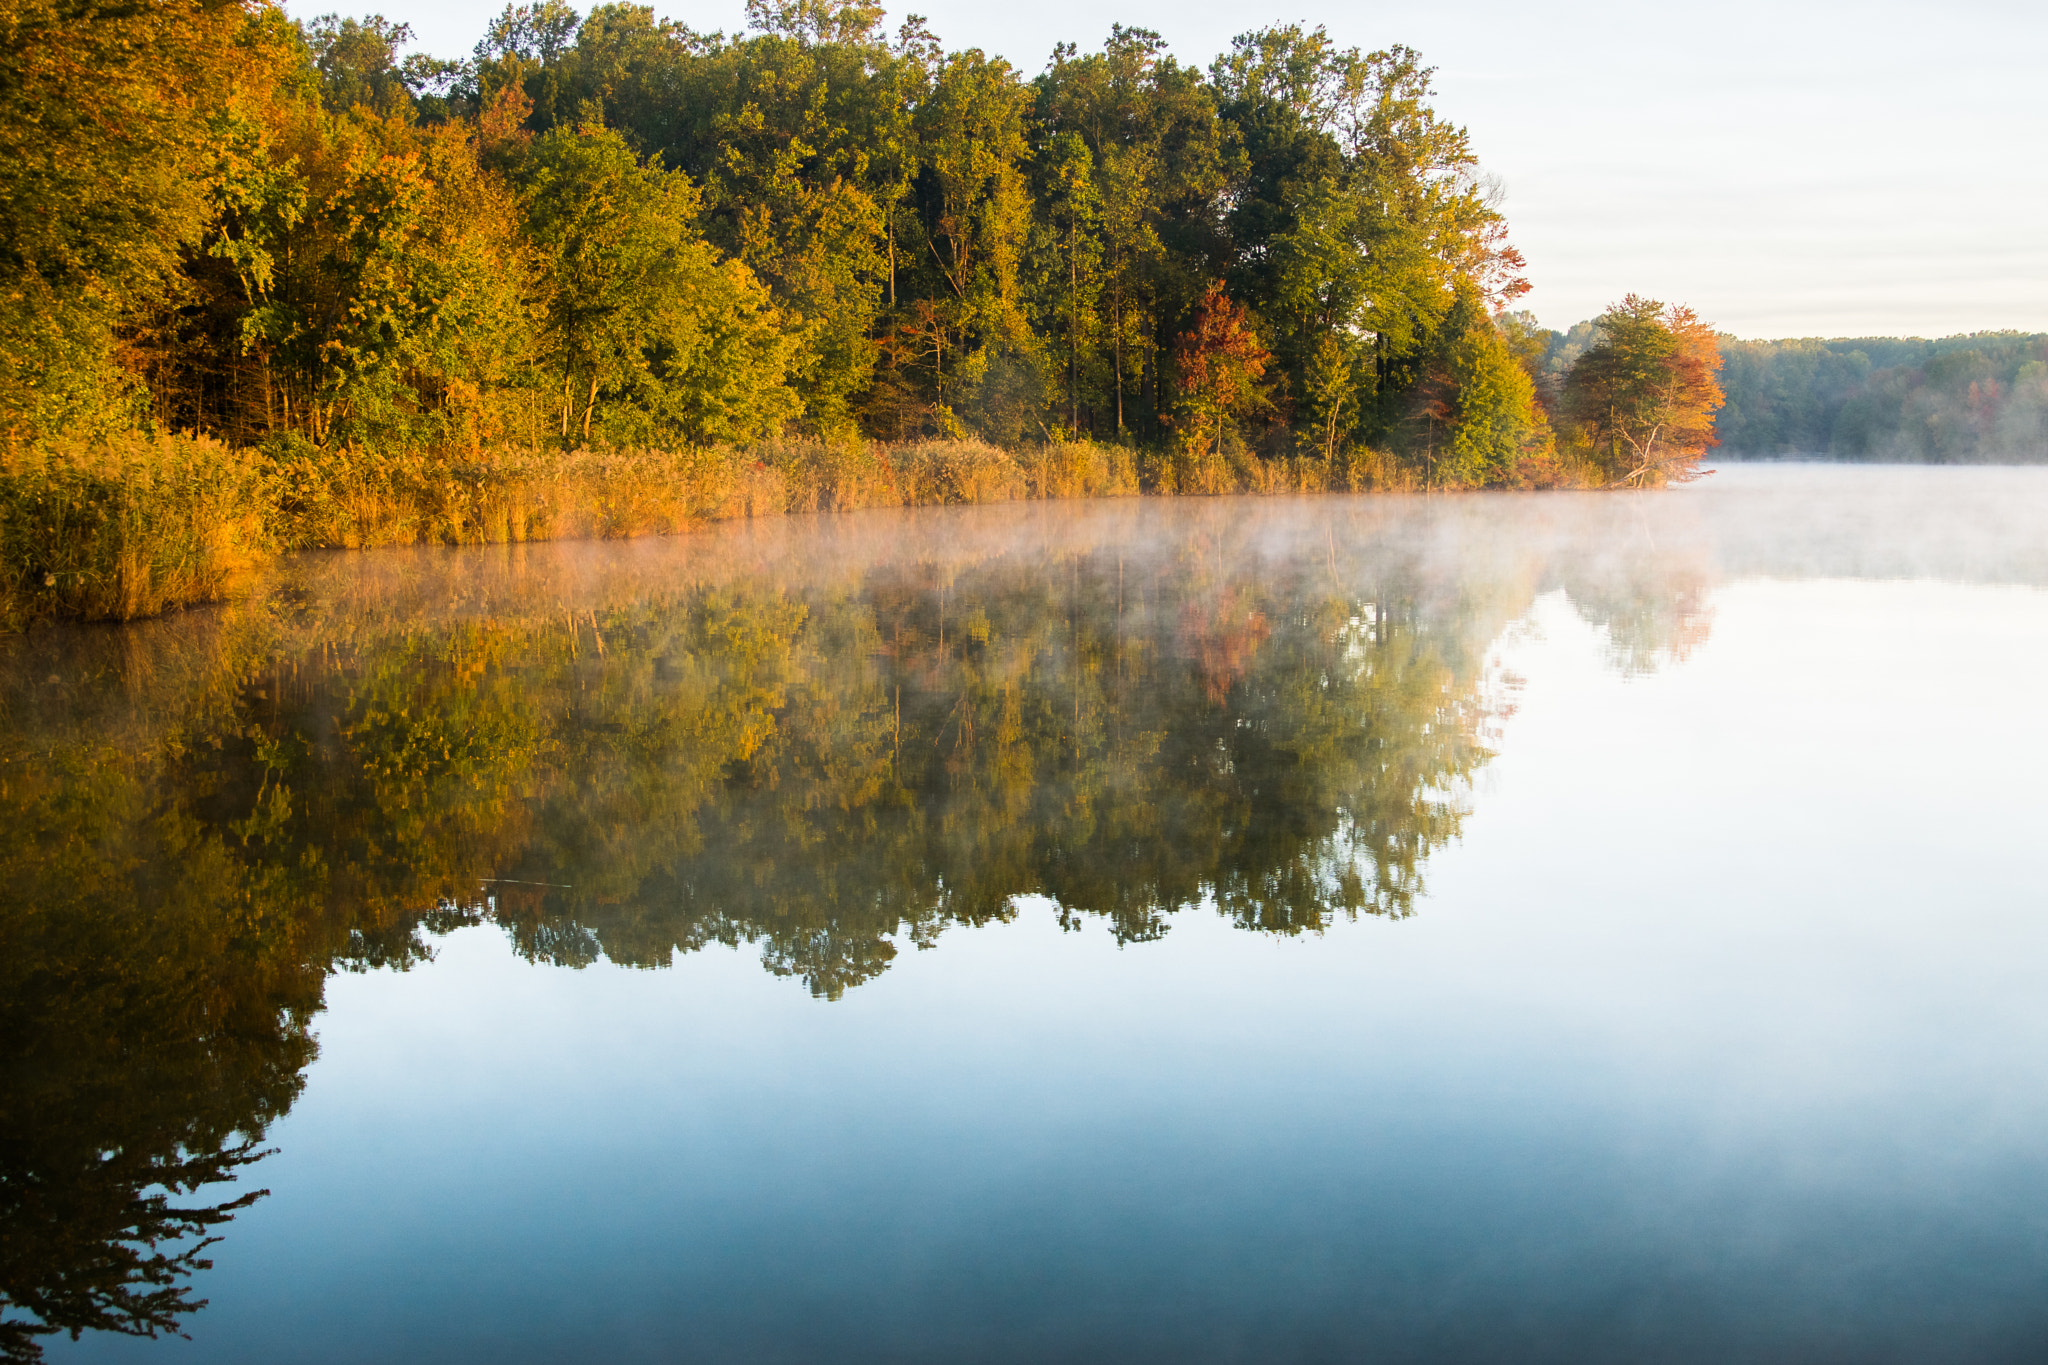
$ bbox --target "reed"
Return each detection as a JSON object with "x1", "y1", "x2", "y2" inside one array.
[
  {"x1": 1, "y1": 435, "x2": 271, "y2": 627},
  {"x1": 1, "y1": 432, "x2": 1424, "y2": 628}
]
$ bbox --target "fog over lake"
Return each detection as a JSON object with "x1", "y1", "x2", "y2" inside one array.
[{"x1": 14, "y1": 464, "x2": 2048, "y2": 1363}]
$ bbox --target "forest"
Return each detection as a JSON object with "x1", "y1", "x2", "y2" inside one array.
[
  {"x1": 0, "y1": 0, "x2": 1727, "y2": 626},
  {"x1": 1711, "y1": 331, "x2": 2048, "y2": 461}
]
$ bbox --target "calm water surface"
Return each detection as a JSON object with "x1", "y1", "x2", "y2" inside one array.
[{"x1": 10, "y1": 465, "x2": 2048, "y2": 1362}]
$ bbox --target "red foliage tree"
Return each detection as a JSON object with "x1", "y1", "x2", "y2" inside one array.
[{"x1": 1169, "y1": 283, "x2": 1269, "y2": 457}]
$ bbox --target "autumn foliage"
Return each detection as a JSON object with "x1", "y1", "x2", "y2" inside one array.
[
  {"x1": 0, "y1": 0, "x2": 1754, "y2": 630},
  {"x1": 1170, "y1": 284, "x2": 1270, "y2": 457},
  {"x1": 1562, "y1": 295, "x2": 1725, "y2": 486}
]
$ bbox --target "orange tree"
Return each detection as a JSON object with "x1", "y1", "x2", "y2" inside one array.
[
  {"x1": 1169, "y1": 283, "x2": 1269, "y2": 463},
  {"x1": 1563, "y1": 294, "x2": 1724, "y2": 486}
]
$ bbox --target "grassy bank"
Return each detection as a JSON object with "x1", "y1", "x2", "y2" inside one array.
[{"x1": 0, "y1": 435, "x2": 1467, "y2": 629}]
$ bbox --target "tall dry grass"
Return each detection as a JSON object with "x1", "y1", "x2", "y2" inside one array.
[
  {"x1": 260, "y1": 439, "x2": 788, "y2": 549},
  {"x1": 1143, "y1": 444, "x2": 1416, "y2": 496},
  {"x1": 2, "y1": 431, "x2": 1418, "y2": 627},
  {"x1": 1, "y1": 436, "x2": 270, "y2": 627}
]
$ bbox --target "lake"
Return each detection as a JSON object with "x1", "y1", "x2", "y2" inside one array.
[{"x1": 10, "y1": 464, "x2": 2048, "y2": 1363}]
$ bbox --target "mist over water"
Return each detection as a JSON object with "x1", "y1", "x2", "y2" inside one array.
[{"x1": 13, "y1": 465, "x2": 2048, "y2": 1363}]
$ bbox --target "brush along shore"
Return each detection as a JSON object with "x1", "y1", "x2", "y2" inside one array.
[{"x1": 0, "y1": 434, "x2": 1588, "y2": 629}]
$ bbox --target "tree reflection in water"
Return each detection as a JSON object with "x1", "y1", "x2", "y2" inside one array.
[{"x1": 0, "y1": 496, "x2": 1717, "y2": 1358}]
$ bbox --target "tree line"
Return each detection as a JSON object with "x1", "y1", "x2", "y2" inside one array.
[
  {"x1": 1713, "y1": 332, "x2": 2048, "y2": 461},
  {"x1": 1, "y1": 0, "x2": 1724, "y2": 496}
]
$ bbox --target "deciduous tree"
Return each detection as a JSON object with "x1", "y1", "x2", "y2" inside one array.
[
  {"x1": 1170, "y1": 283, "x2": 1268, "y2": 458},
  {"x1": 1563, "y1": 294, "x2": 1723, "y2": 486},
  {"x1": 0, "y1": 0, "x2": 295, "y2": 441},
  {"x1": 517, "y1": 127, "x2": 798, "y2": 445}
]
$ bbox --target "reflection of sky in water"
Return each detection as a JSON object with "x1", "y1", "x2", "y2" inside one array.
[{"x1": 44, "y1": 469, "x2": 2048, "y2": 1362}]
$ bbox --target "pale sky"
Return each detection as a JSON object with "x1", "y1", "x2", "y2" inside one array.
[{"x1": 376, "y1": 0, "x2": 2048, "y2": 340}]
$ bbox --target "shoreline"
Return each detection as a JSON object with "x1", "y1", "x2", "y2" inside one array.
[{"x1": 3, "y1": 435, "x2": 1606, "y2": 630}]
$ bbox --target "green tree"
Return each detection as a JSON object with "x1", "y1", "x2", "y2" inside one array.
[
  {"x1": 471, "y1": 0, "x2": 583, "y2": 133},
  {"x1": 517, "y1": 126, "x2": 799, "y2": 444},
  {"x1": 1301, "y1": 330, "x2": 1362, "y2": 460},
  {"x1": 1211, "y1": 28, "x2": 1526, "y2": 463},
  {"x1": 902, "y1": 47, "x2": 1041, "y2": 440},
  {"x1": 214, "y1": 103, "x2": 540, "y2": 448},
  {"x1": 3, "y1": 1, "x2": 1597, "y2": 487},
  {"x1": 592, "y1": 0, "x2": 918, "y2": 437},
  {"x1": 1035, "y1": 132, "x2": 1105, "y2": 434},
  {"x1": 1031, "y1": 27, "x2": 1230, "y2": 442},
  {"x1": 302, "y1": 13, "x2": 458, "y2": 117},
  {"x1": 1436, "y1": 284, "x2": 1548, "y2": 487}
]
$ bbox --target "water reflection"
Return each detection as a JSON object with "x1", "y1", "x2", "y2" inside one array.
[{"x1": 0, "y1": 486, "x2": 1798, "y2": 1358}]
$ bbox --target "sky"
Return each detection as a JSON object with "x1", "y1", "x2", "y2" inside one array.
[{"x1": 361, "y1": 0, "x2": 2048, "y2": 340}]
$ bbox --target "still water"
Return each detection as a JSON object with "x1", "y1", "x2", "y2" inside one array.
[{"x1": 9, "y1": 465, "x2": 2048, "y2": 1362}]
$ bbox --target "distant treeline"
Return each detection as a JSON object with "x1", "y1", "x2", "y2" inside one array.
[{"x1": 1708, "y1": 332, "x2": 2048, "y2": 462}]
